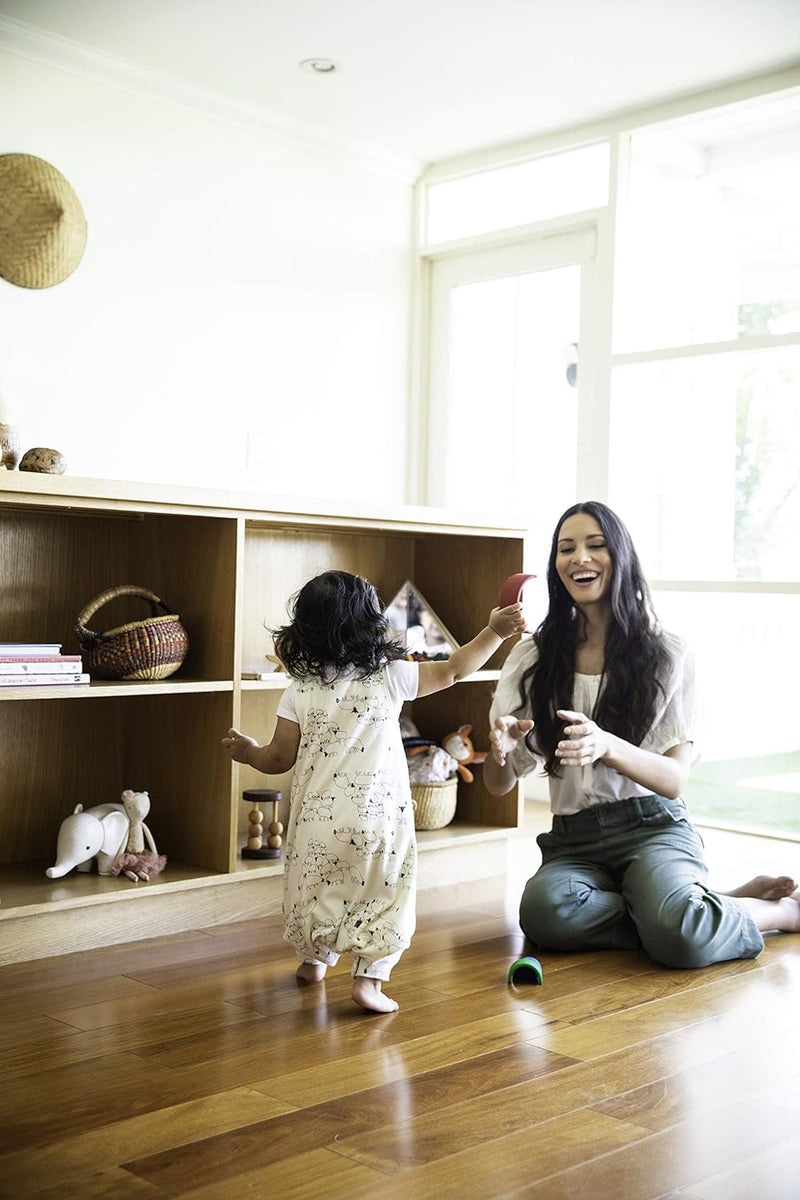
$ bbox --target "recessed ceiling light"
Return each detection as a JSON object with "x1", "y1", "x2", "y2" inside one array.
[{"x1": 299, "y1": 58, "x2": 338, "y2": 75}]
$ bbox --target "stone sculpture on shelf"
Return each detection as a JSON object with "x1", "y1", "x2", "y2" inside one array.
[{"x1": 19, "y1": 447, "x2": 67, "y2": 474}]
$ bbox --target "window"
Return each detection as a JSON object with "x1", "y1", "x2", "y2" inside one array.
[
  {"x1": 607, "y1": 86, "x2": 800, "y2": 837},
  {"x1": 418, "y1": 73, "x2": 800, "y2": 836},
  {"x1": 614, "y1": 90, "x2": 800, "y2": 354},
  {"x1": 609, "y1": 345, "x2": 800, "y2": 582},
  {"x1": 654, "y1": 588, "x2": 800, "y2": 838},
  {"x1": 425, "y1": 142, "x2": 609, "y2": 245}
]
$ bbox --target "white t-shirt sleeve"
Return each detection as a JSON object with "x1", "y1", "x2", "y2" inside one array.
[
  {"x1": 649, "y1": 634, "x2": 698, "y2": 756},
  {"x1": 385, "y1": 658, "x2": 419, "y2": 703},
  {"x1": 488, "y1": 638, "x2": 537, "y2": 724},
  {"x1": 276, "y1": 683, "x2": 299, "y2": 724}
]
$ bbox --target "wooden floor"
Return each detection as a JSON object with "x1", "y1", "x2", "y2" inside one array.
[{"x1": 2, "y1": 805, "x2": 800, "y2": 1200}]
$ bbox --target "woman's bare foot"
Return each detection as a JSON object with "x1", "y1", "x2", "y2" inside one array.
[
  {"x1": 352, "y1": 977, "x2": 399, "y2": 1013},
  {"x1": 723, "y1": 874, "x2": 798, "y2": 900},
  {"x1": 296, "y1": 962, "x2": 327, "y2": 984},
  {"x1": 738, "y1": 892, "x2": 800, "y2": 934}
]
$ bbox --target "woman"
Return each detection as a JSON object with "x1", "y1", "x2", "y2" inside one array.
[{"x1": 484, "y1": 501, "x2": 800, "y2": 969}]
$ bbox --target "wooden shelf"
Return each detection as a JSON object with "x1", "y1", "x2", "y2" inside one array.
[
  {"x1": 0, "y1": 472, "x2": 526, "y2": 964},
  {"x1": 0, "y1": 679, "x2": 235, "y2": 700},
  {"x1": 239, "y1": 669, "x2": 502, "y2": 692},
  {"x1": 240, "y1": 675, "x2": 290, "y2": 691},
  {"x1": 0, "y1": 859, "x2": 222, "y2": 916}
]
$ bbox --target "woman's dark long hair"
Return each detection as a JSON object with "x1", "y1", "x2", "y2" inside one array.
[
  {"x1": 519, "y1": 501, "x2": 669, "y2": 775},
  {"x1": 273, "y1": 570, "x2": 406, "y2": 681}
]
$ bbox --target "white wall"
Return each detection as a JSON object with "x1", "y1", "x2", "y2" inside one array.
[{"x1": 0, "y1": 51, "x2": 412, "y2": 503}]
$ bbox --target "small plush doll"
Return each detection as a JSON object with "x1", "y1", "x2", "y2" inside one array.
[
  {"x1": 110, "y1": 789, "x2": 167, "y2": 882},
  {"x1": 441, "y1": 724, "x2": 487, "y2": 783},
  {"x1": 406, "y1": 743, "x2": 458, "y2": 784}
]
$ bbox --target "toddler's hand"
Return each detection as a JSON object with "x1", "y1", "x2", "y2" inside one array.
[
  {"x1": 222, "y1": 727, "x2": 257, "y2": 765},
  {"x1": 489, "y1": 603, "x2": 526, "y2": 639},
  {"x1": 490, "y1": 715, "x2": 534, "y2": 766}
]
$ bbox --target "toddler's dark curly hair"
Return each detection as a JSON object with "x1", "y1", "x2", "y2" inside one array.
[{"x1": 273, "y1": 570, "x2": 406, "y2": 681}]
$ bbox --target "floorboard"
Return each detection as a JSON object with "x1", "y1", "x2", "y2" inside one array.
[{"x1": 1, "y1": 802, "x2": 799, "y2": 1199}]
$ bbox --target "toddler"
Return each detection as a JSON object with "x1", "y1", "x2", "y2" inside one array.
[{"x1": 222, "y1": 570, "x2": 524, "y2": 1013}]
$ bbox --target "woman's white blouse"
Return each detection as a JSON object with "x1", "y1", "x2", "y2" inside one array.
[{"x1": 489, "y1": 632, "x2": 697, "y2": 814}]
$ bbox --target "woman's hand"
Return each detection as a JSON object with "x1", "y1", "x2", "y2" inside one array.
[
  {"x1": 222, "y1": 727, "x2": 257, "y2": 765},
  {"x1": 555, "y1": 709, "x2": 611, "y2": 767},
  {"x1": 490, "y1": 715, "x2": 534, "y2": 766}
]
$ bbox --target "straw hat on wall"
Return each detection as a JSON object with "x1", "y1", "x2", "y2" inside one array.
[{"x1": 0, "y1": 153, "x2": 87, "y2": 288}]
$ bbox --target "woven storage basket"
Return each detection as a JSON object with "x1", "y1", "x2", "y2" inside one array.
[
  {"x1": 76, "y1": 585, "x2": 189, "y2": 681},
  {"x1": 411, "y1": 777, "x2": 458, "y2": 830}
]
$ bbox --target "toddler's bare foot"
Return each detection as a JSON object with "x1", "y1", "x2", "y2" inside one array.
[
  {"x1": 296, "y1": 962, "x2": 327, "y2": 984},
  {"x1": 352, "y1": 977, "x2": 399, "y2": 1013},
  {"x1": 724, "y1": 874, "x2": 798, "y2": 900}
]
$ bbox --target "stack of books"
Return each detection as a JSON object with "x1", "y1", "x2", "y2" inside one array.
[{"x1": 0, "y1": 643, "x2": 90, "y2": 687}]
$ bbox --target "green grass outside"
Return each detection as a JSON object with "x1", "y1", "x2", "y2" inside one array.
[{"x1": 685, "y1": 751, "x2": 800, "y2": 837}]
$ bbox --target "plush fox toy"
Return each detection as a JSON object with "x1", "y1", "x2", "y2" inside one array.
[{"x1": 441, "y1": 724, "x2": 487, "y2": 783}]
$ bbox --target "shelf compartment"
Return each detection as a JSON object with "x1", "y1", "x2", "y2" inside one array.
[
  {"x1": 1, "y1": 691, "x2": 234, "y2": 874},
  {"x1": 0, "y1": 505, "x2": 238, "y2": 681},
  {"x1": 241, "y1": 526, "x2": 522, "y2": 676}
]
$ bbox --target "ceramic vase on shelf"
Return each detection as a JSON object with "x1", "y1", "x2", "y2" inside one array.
[{"x1": 0, "y1": 390, "x2": 20, "y2": 470}]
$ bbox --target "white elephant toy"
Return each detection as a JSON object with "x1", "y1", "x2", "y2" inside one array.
[{"x1": 46, "y1": 802, "x2": 130, "y2": 879}]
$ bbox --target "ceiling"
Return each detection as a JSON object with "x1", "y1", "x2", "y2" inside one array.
[{"x1": 1, "y1": 0, "x2": 799, "y2": 177}]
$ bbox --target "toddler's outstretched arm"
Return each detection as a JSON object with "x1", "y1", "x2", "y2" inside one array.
[
  {"x1": 221, "y1": 717, "x2": 301, "y2": 775},
  {"x1": 416, "y1": 603, "x2": 525, "y2": 698}
]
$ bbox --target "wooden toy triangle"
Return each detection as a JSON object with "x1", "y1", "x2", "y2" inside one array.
[{"x1": 385, "y1": 580, "x2": 460, "y2": 659}]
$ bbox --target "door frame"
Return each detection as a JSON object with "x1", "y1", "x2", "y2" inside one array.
[{"x1": 419, "y1": 221, "x2": 605, "y2": 509}]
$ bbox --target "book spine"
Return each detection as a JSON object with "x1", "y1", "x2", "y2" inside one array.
[
  {"x1": 0, "y1": 673, "x2": 90, "y2": 686},
  {"x1": 0, "y1": 661, "x2": 84, "y2": 674},
  {"x1": 0, "y1": 655, "x2": 80, "y2": 663},
  {"x1": 0, "y1": 646, "x2": 62, "y2": 655}
]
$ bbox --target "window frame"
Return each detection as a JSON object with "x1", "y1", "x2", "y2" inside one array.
[
  {"x1": 410, "y1": 66, "x2": 800, "y2": 836},
  {"x1": 410, "y1": 64, "x2": 800, "y2": 595}
]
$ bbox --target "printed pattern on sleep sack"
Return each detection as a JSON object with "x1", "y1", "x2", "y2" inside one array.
[{"x1": 282, "y1": 666, "x2": 417, "y2": 971}]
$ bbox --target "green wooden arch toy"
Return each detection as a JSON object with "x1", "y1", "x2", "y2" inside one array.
[{"x1": 507, "y1": 955, "x2": 543, "y2": 985}]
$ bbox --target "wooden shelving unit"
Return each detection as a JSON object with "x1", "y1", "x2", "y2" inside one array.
[{"x1": 0, "y1": 473, "x2": 526, "y2": 964}]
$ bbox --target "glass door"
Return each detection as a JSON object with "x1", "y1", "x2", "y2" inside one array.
[{"x1": 425, "y1": 228, "x2": 598, "y2": 540}]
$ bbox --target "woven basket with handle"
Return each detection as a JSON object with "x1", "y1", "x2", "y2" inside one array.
[
  {"x1": 76, "y1": 585, "x2": 189, "y2": 681},
  {"x1": 411, "y1": 777, "x2": 458, "y2": 830}
]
